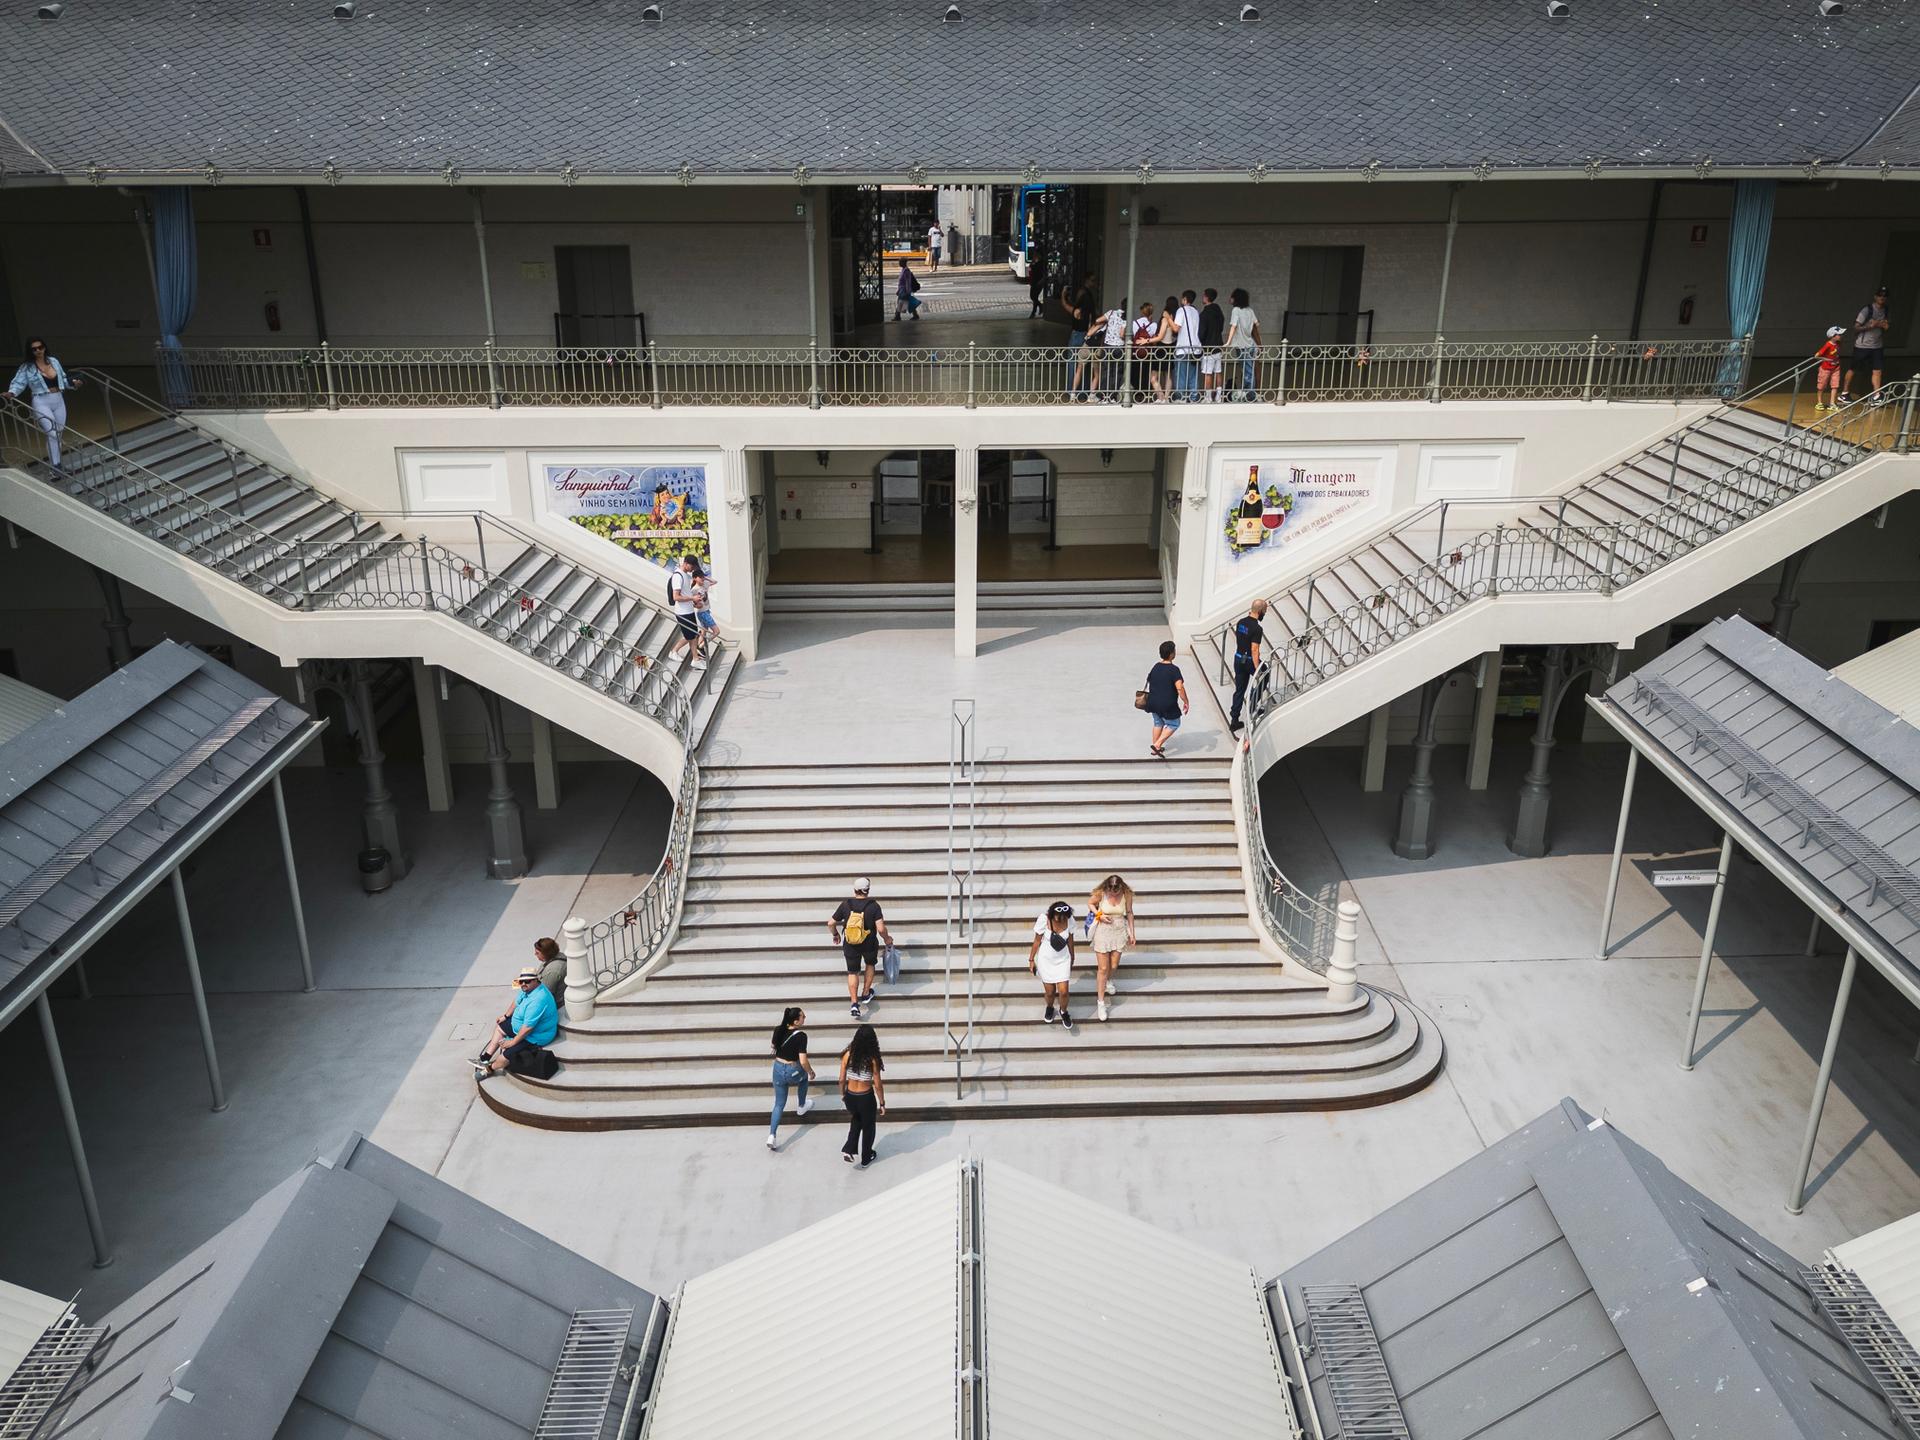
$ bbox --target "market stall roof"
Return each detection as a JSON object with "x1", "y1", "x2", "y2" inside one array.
[
  {"x1": 0, "y1": 0, "x2": 1916, "y2": 184},
  {"x1": 0, "y1": 642, "x2": 320, "y2": 1031}
]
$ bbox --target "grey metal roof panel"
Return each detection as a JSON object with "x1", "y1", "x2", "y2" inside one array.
[
  {"x1": 0, "y1": 0, "x2": 1917, "y2": 180},
  {"x1": 1277, "y1": 1098, "x2": 1908, "y2": 1440}
]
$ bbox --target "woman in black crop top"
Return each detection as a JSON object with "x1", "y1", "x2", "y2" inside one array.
[{"x1": 768, "y1": 1007, "x2": 815, "y2": 1152}]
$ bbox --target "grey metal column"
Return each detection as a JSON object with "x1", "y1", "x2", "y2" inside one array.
[
  {"x1": 1787, "y1": 945, "x2": 1858, "y2": 1215},
  {"x1": 170, "y1": 868, "x2": 227, "y2": 1112},
  {"x1": 1392, "y1": 677, "x2": 1446, "y2": 859},
  {"x1": 804, "y1": 188, "x2": 819, "y2": 350},
  {"x1": 270, "y1": 773, "x2": 316, "y2": 993},
  {"x1": 1805, "y1": 912, "x2": 1823, "y2": 957},
  {"x1": 1768, "y1": 547, "x2": 1812, "y2": 641},
  {"x1": 1594, "y1": 748, "x2": 1639, "y2": 959},
  {"x1": 480, "y1": 692, "x2": 529, "y2": 879},
  {"x1": 94, "y1": 568, "x2": 134, "y2": 669},
  {"x1": 1678, "y1": 830, "x2": 1736, "y2": 1071},
  {"x1": 351, "y1": 661, "x2": 410, "y2": 880},
  {"x1": 1121, "y1": 186, "x2": 1141, "y2": 406},
  {"x1": 470, "y1": 188, "x2": 497, "y2": 343},
  {"x1": 1508, "y1": 645, "x2": 1564, "y2": 858},
  {"x1": 37, "y1": 994, "x2": 112, "y2": 1268},
  {"x1": 1433, "y1": 183, "x2": 1463, "y2": 336}
]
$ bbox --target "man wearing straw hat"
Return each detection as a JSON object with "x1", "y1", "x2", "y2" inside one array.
[{"x1": 473, "y1": 964, "x2": 560, "y2": 1080}]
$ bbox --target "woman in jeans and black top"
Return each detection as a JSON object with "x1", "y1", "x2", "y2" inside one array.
[
  {"x1": 768, "y1": 1007, "x2": 814, "y2": 1152},
  {"x1": 839, "y1": 1023, "x2": 886, "y2": 1167}
]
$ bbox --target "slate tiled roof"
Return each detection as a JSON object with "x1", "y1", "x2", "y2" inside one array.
[
  {"x1": 0, "y1": 641, "x2": 316, "y2": 1027},
  {"x1": 0, "y1": 0, "x2": 1916, "y2": 181},
  {"x1": 42, "y1": 1133, "x2": 660, "y2": 1440},
  {"x1": 1598, "y1": 615, "x2": 1920, "y2": 980},
  {"x1": 1277, "y1": 1098, "x2": 1907, "y2": 1440}
]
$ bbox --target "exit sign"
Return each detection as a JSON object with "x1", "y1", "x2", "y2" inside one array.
[
  {"x1": 252, "y1": 227, "x2": 272, "y2": 249},
  {"x1": 1689, "y1": 224, "x2": 1708, "y2": 244}
]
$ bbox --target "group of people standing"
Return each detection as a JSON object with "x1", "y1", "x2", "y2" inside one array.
[
  {"x1": 764, "y1": 873, "x2": 1141, "y2": 1159},
  {"x1": 1060, "y1": 276, "x2": 1264, "y2": 402},
  {"x1": 1813, "y1": 285, "x2": 1895, "y2": 413}
]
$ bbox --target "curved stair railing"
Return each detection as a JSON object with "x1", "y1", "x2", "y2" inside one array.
[
  {"x1": 1217, "y1": 383, "x2": 1915, "y2": 733},
  {"x1": 0, "y1": 402, "x2": 698, "y2": 742},
  {"x1": 1238, "y1": 741, "x2": 1339, "y2": 975},
  {"x1": 581, "y1": 743, "x2": 699, "y2": 995}
]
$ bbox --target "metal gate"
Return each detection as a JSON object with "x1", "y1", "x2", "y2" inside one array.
[
  {"x1": 829, "y1": 185, "x2": 885, "y2": 330},
  {"x1": 1034, "y1": 186, "x2": 1095, "y2": 307}
]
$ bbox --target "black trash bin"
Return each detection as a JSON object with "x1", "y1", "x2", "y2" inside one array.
[{"x1": 358, "y1": 846, "x2": 392, "y2": 896}]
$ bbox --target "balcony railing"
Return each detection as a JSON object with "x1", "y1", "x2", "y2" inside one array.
[{"x1": 156, "y1": 335, "x2": 1749, "y2": 411}]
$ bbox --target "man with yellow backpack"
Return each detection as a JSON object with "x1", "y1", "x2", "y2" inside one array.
[{"x1": 828, "y1": 877, "x2": 893, "y2": 1018}]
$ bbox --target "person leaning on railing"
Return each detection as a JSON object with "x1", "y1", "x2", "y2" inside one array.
[{"x1": 7, "y1": 337, "x2": 81, "y2": 471}]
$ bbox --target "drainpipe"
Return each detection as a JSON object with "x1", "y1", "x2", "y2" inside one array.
[
  {"x1": 296, "y1": 186, "x2": 328, "y2": 343},
  {"x1": 470, "y1": 188, "x2": 498, "y2": 342},
  {"x1": 1433, "y1": 183, "x2": 1462, "y2": 338},
  {"x1": 1628, "y1": 179, "x2": 1666, "y2": 342}
]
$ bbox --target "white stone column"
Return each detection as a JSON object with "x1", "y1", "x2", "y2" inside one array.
[
  {"x1": 714, "y1": 446, "x2": 760, "y2": 662},
  {"x1": 1168, "y1": 445, "x2": 1212, "y2": 631},
  {"x1": 411, "y1": 659, "x2": 453, "y2": 813},
  {"x1": 1466, "y1": 648, "x2": 1501, "y2": 791},
  {"x1": 954, "y1": 445, "x2": 980, "y2": 658},
  {"x1": 531, "y1": 714, "x2": 560, "y2": 810},
  {"x1": 562, "y1": 916, "x2": 595, "y2": 1022},
  {"x1": 1361, "y1": 705, "x2": 1391, "y2": 792}
]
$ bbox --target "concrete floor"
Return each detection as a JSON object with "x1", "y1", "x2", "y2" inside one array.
[{"x1": 3, "y1": 616, "x2": 1917, "y2": 1320}]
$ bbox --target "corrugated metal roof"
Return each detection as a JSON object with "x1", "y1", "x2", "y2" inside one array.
[
  {"x1": 1277, "y1": 1098, "x2": 1906, "y2": 1440},
  {"x1": 0, "y1": 1279, "x2": 70, "y2": 1391},
  {"x1": 645, "y1": 1161, "x2": 962, "y2": 1440},
  {"x1": 1833, "y1": 629, "x2": 1920, "y2": 727},
  {"x1": 1834, "y1": 1211, "x2": 1920, "y2": 1353},
  {"x1": 0, "y1": 675, "x2": 61, "y2": 748},
  {"x1": 0, "y1": 642, "x2": 316, "y2": 1022},
  {"x1": 42, "y1": 1134, "x2": 657, "y2": 1440},
  {"x1": 980, "y1": 1164, "x2": 1291, "y2": 1440}
]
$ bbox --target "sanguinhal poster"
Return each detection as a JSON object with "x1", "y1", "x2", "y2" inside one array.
[{"x1": 543, "y1": 462, "x2": 710, "y2": 567}]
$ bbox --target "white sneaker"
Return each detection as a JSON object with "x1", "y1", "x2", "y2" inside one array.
[
  {"x1": 766, "y1": 1133, "x2": 777, "y2": 1150},
  {"x1": 1096, "y1": 1001, "x2": 1109, "y2": 1022},
  {"x1": 797, "y1": 1099, "x2": 814, "y2": 1116}
]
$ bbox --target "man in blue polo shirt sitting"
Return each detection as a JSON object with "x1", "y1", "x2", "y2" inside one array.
[{"x1": 474, "y1": 965, "x2": 559, "y2": 1080}]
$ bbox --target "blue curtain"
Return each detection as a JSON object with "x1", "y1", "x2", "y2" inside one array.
[
  {"x1": 149, "y1": 188, "x2": 198, "y2": 406},
  {"x1": 1720, "y1": 178, "x2": 1775, "y2": 393}
]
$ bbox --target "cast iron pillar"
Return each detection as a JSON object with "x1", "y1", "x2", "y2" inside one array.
[
  {"x1": 1508, "y1": 645, "x2": 1566, "y2": 858},
  {"x1": 1392, "y1": 677, "x2": 1446, "y2": 860},
  {"x1": 351, "y1": 661, "x2": 410, "y2": 881},
  {"x1": 1769, "y1": 547, "x2": 1812, "y2": 641},
  {"x1": 94, "y1": 568, "x2": 134, "y2": 669},
  {"x1": 480, "y1": 691, "x2": 529, "y2": 879}
]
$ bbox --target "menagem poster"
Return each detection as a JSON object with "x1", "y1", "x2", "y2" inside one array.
[
  {"x1": 1218, "y1": 452, "x2": 1386, "y2": 565},
  {"x1": 541, "y1": 461, "x2": 710, "y2": 567}
]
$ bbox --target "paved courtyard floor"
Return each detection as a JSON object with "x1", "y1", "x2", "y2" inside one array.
[{"x1": 2, "y1": 616, "x2": 1916, "y2": 1316}]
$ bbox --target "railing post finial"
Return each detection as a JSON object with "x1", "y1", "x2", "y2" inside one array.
[
  {"x1": 1326, "y1": 900, "x2": 1360, "y2": 1002},
  {"x1": 562, "y1": 916, "x2": 595, "y2": 1022}
]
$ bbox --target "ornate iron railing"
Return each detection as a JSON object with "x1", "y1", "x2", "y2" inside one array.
[
  {"x1": 583, "y1": 744, "x2": 698, "y2": 993},
  {"x1": 155, "y1": 335, "x2": 1745, "y2": 410},
  {"x1": 1239, "y1": 740, "x2": 1339, "y2": 974}
]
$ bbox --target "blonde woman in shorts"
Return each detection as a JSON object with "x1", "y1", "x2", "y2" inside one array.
[{"x1": 1087, "y1": 874, "x2": 1135, "y2": 1021}]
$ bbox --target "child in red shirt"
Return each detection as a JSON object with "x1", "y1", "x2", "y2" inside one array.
[{"x1": 1816, "y1": 326, "x2": 1844, "y2": 413}]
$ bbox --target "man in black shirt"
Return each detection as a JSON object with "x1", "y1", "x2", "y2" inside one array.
[
  {"x1": 1229, "y1": 598, "x2": 1268, "y2": 733},
  {"x1": 1199, "y1": 288, "x2": 1226, "y2": 402},
  {"x1": 829, "y1": 877, "x2": 892, "y2": 1017}
]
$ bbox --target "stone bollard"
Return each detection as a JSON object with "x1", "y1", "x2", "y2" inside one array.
[
  {"x1": 562, "y1": 917, "x2": 595, "y2": 1023},
  {"x1": 1326, "y1": 900, "x2": 1361, "y2": 1004}
]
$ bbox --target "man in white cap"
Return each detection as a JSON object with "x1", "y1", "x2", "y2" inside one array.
[
  {"x1": 828, "y1": 877, "x2": 892, "y2": 1017},
  {"x1": 473, "y1": 964, "x2": 560, "y2": 1080}
]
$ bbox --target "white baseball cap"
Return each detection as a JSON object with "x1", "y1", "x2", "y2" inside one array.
[
  {"x1": 1827, "y1": 325, "x2": 1847, "y2": 338},
  {"x1": 852, "y1": 876, "x2": 871, "y2": 893}
]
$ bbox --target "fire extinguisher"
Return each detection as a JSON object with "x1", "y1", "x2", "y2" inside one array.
[
  {"x1": 1677, "y1": 294, "x2": 1694, "y2": 327},
  {"x1": 265, "y1": 300, "x2": 282, "y2": 332}
]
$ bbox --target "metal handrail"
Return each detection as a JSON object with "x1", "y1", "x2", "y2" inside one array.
[
  {"x1": 152, "y1": 335, "x2": 1744, "y2": 410},
  {"x1": 1239, "y1": 739, "x2": 1340, "y2": 973},
  {"x1": 583, "y1": 743, "x2": 698, "y2": 992},
  {"x1": 944, "y1": 700, "x2": 979, "y2": 1099}
]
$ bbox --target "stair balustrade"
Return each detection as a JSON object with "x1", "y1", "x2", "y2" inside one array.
[
  {"x1": 581, "y1": 743, "x2": 699, "y2": 995},
  {"x1": 1238, "y1": 741, "x2": 1340, "y2": 975}
]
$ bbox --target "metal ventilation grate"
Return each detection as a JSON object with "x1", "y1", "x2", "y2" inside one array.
[
  {"x1": 1802, "y1": 1262, "x2": 1920, "y2": 1438},
  {"x1": 1632, "y1": 674, "x2": 1920, "y2": 925},
  {"x1": 533, "y1": 1307, "x2": 635, "y2": 1439},
  {"x1": 1300, "y1": 1283, "x2": 1411, "y2": 1440},
  {"x1": 0, "y1": 1310, "x2": 111, "y2": 1439}
]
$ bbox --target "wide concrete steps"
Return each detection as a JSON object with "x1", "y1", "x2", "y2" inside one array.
[
  {"x1": 478, "y1": 992, "x2": 1444, "y2": 1128},
  {"x1": 667, "y1": 917, "x2": 1262, "y2": 952},
  {"x1": 681, "y1": 872, "x2": 1244, "y2": 903},
  {"x1": 701, "y1": 757, "x2": 1218, "y2": 788},
  {"x1": 691, "y1": 824, "x2": 1237, "y2": 854},
  {"x1": 763, "y1": 578, "x2": 1164, "y2": 617},
  {"x1": 686, "y1": 850, "x2": 1242, "y2": 881},
  {"x1": 613, "y1": 959, "x2": 1323, "y2": 1002}
]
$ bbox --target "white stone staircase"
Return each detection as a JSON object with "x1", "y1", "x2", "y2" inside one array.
[
  {"x1": 0, "y1": 403, "x2": 738, "y2": 754},
  {"x1": 1207, "y1": 391, "x2": 1917, "y2": 765},
  {"x1": 764, "y1": 577, "x2": 1165, "y2": 619},
  {"x1": 480, "y1": 756, "x2": 1443, "y2": 1129}
]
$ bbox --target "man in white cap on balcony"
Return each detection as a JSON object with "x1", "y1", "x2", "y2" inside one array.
[{"x1": 828, "y1": 877, "x2": 892, "y2": 1018}]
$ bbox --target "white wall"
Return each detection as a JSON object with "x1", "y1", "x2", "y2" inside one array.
[
  {"x1": 766, "y1": 449, "x2": 890, "y2": 549},
  {"x1": 1032, "y1": 448, "x2": 1156, "y2": 547}
]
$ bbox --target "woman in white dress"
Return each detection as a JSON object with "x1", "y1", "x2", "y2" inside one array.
[
  {"x1": 1027, "y1": 900, "x2": 1077, "y2": 1030},
  {"x1": 1087, "y1": 874, "x2": 1136, "y2": 1021}
]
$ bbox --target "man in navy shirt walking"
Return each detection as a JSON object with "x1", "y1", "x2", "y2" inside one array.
[{"x1": 1228, "y1": 598, "x2": 1268, "y2": 734}]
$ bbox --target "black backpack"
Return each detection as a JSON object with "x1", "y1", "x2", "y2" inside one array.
[{"x1": 507, "y1": 1045, "x2": 560, "y2": 1080}]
